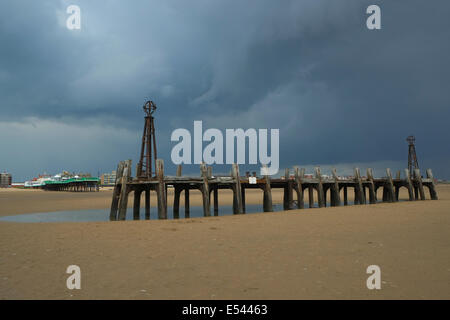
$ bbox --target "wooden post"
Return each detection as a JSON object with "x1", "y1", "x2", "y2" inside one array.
[
  {"x1": 145, "y1": 188, "x2": 150, "y2": 219},
  {"x1": 173, "y1": 187, "x2": 181, "y2": 219},
  {"x1": 241, "y1": 186, "x2": 246, "y2": 213},
  {"x1": 262, "y1": 166, "x2": 273, "y2": 212},
  {"x1": 395, "y1": 185, "x2": 400, "y2": 201},
  {"x1": 185, "y1": 187, "x2": 190, "y2": 218},
  {"x1": 156, "y1": 159, "x2": 167, "y2": 219},
  {"x1": 354, "y1": 168, "x2": 365, "y2": 205},
  {"x1": 213, "y1": 187, "x2": 219, "y2": 216},
  {"x1": 118, "y1": 160, "x2": 132, "y2": 220},
  {"x1": 366, "y1": 168, "x2": 377, "y2": 204},
  {"x1": 385, "y1": 168, "x2": 396, "y2": 203},
  {"x1": 314, "y1": 167, "x2": 325, "y2": 208},
  {"x1": 426, "y1": 169, "x2": 438, "y2": 200},
  {"x1": 200, "y1": 163, "x2": 211, "y2": 217},
  {"x1": 176, "y1": 165, "x2": 182, "y2": 177},
  {"x1": 231, "y1": 164, "x2": 243, "y2": 214},
  {"x1": 207, "y1": 166, "x2": 212, "y2": 179},
  {"x1": 110, "y1": 161, "x2": 124, "y2": 221},
  {"x1": 133, "y1": 188, "x2": 142, "y2": 220},
  {"x1": 283, "y1": 168, "x2": 293, "y2": 210},
  {"x1": 308, "y1": 185, "x2": 314, "y2": 208},
  {"x1": 330, "y1": 168, "x2": 341, "y2": 206},
  {"x1": 294, "y1": 167, "x2": 304, "y2": 209},
  {"x1": 414, "y1": 169, "x2": 426, "y2": 200},
  {"x1": 404, "y1": 169, "x2": 414, "y2": 201},
  {"x1": 342, "y1": 185, "x2": 347, "y2": 205}
]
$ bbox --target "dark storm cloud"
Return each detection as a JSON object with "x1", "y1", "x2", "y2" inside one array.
[{"x1": 0, "y1": 0, "x2": 449, "y2": 180}]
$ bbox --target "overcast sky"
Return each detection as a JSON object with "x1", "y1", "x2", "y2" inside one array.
[{"x1": 1, "y1": 0, "x2": 449, "y2": 181}]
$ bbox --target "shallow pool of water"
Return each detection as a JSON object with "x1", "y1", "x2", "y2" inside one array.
[
  {"x1": 0, "y1": 200, "x2": 377, "y2": 223},
  {"x1": 0, "y1": 203, "x2": 287, "y2": 223}
]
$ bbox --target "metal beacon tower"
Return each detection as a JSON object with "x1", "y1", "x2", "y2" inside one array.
[
  {"x1": 137, "y1": 100, "x2": 158, "y2": 179},
  {"x1": 407, "y1": 135, "x2": 419, "y2": 178}
]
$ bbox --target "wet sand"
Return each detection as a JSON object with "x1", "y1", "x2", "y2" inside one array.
[{"x1": 0, "y1": 185, "x2": 449, "y2": 299}]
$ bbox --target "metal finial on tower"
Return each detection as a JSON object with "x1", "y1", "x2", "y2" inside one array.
[
  {"x1": 143, "y1": 100, "x2": 157, "y2": 116},
  {"x1": 137, "y1": 100, "x2": 158, "y2": 179},
  {"x1": 407, "y1": 135, "x2": 419, "y2": 177}
]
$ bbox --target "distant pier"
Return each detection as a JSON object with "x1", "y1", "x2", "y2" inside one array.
[
  {"x1": 41, "y1": 177, "x2": 100, "y2": 192},
  {"x1": 109, "y1": 159, "x2": 438, "y2": 221}
]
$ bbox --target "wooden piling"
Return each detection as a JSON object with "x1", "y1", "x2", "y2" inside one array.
[
  {"x1": 110, "y1": 161, "x2": 124, "y2": 221},
  {"x1": 331, "y1": 168, "x2": 341, "y2": 206},
  {"x1": 283, "y1": 168, "x2": 293, "y2": 210},
  {"x1": 385, "y1": 168, "x2": 396, "y2": 203},
  {"x1": 200, "y1": 163, "x2": 211, "y2": 217},
  {"x1": 366, "y1": 168, "x2": 377, "y2": 204},
  {"x1": 173, "y1": 187, "x2": 181, "y2": 219},
  {"x1": 156, "y1": 159, "x2": 167, "y2": 219},
  {"x1": 404, "y1": 168, "x2": 414, "y2": 201},
  {"x1": 145, "y1": 188, "x2": 150, "y2": 219},
  {"x1": 314, "y1": 167, "x2": 325, "y2": 208},
  {"x1": 231, "y1": 164, "x2": 243, "y2": 214},
  {"x1": 426, "y1": 169, "x2": 438, "y2": 200},
  {"x1": 185, "y1": 187, "x2": 190, "y2": 218},
  {"x1": 133, "y1": 189, "x2": 142, "y2": 220},
  {"x1": 354, "y1": 168, "x2": 365, "y2": 205},
  {"x1": 294, "y1": 167, "x2": 304, "y2": 209},
  {"x1": 308, "y1": 185, "x2": 314, "y2": 208},
  {"x1": 414, "y1": 169, "x2": 426, "y2": 200},
  {"x1": 241, "y1": 186, "x2": 246, "y2": 213},
  {"x1": 343, "y1": 186, "x2": 348, "y2": 205},
  {"x1": 262, "y1": 165, "x2": 273, "y2": 212},
  {"x1": 213, "y1": 187, "x2": 219, "y2": 216},
  {"x1": 118, "y1": 160, "x2": 132, "y2": 220}
]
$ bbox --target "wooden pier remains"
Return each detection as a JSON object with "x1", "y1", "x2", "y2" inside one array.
[{"x1": 109, "y1": 160, "x2": 438, "y2": 221}]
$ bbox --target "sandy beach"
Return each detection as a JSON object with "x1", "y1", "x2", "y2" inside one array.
[{"x1": 0, "y1": 185, "x2": 449, "y2": 299}]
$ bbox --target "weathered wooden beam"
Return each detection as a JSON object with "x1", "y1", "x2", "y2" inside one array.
[
  {"x1": 110, "y1": 161, "x2": 124, "y2": 221},
  {"x1": 207, "y1": 166, "x2": 212, "y2": 179},
  {"x1": 133, "y1": 189, "x2": 142, "y2": 220},
  {"x1": 343, "y1": 186, "x2": 348, "y2": 206},
  {"x1": 145, "y1": 188, "x2": 150, "y2": 219},
  {"x1": 414, "y1": 168, "x2": 426, "y2": 200},
  {"x1": 262, "y1": 164, "x2": 273, "y2": 212},
  {"x1": 366, "y1": 168, "x2": 377, "y2": 204},
  {"x1": 314, "y1": 167, "x2": 325, "y2": 208},
  {"x1": 231, "y1": 164, "x2": 243, "y2": 214},
  {"x1": 353, "y1": 168, "x2": 365, "y2": 205},
  {"x1": 200, "y1": 163, "x2": 211, "y2": 217},
  {"x1": 156, "y1": 159, "x2": 167, "y2": 219},
  {"x1": 426, "y1": 169, "x2": 438, "y2": 200},
  {"x1": 385, "y1": 168, "x2": 396, "y2": 203},
  {"x1": 173, "y1": 186, "x2": 181, "y2": 219},
  {"x1": 294, "y1": 167, "x2": 304, "y2": 209},
  {"x1": 185, "y1": 187, "x2": 190, "y2": 218},
  {"x1": 404, "y1": 168, "x2": 414, "y2": 201},
  {"x1": 308, "y1": 185, "x2": 314, "y2": 208},
  {"x1": 283, "y1": 168, "x2": 293, "y2": 210},
  {"x1": 331, "y1": 168, "x2": 341, "y2": 206},
  {"x1": 354, "y1": 187, "x2": 359, "y2": 205},
  {"x1": 118, "y1": 160, "x2": 132, "y2": 220},
  {"x1": 241, "y1": 185, "x2": 246, "y2": 214},
  {"x1": 213, "y1": 187, "x2": 219, "y2": 216}
]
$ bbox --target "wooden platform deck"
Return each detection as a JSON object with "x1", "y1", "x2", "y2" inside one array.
[{"x1": 109, "y1": 159, "x2": 438, "y2": 221}]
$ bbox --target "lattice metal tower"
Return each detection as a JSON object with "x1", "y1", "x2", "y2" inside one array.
[
  {"x1": 137, "y1": 100, "x2": 158, "y2": 179},
  {"x1": 407, "y1": 135, "x2": 419, "y2": 177}
]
